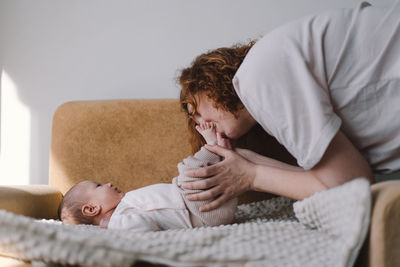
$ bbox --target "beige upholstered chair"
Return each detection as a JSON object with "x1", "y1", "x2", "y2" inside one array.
[{"x1": 0, "y1": 99, "x2": 399, "y2": 267}]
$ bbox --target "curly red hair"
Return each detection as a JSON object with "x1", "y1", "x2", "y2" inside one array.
[{"x1": 179, "y1": 41, "x2": 256, "y2": 152}]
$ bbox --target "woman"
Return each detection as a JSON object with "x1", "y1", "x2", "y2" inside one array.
[{"x1": 178, "y1": 2, "x2": 400, "y2": 212}]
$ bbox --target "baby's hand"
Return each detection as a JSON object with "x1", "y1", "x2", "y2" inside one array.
[{"x1": 195, "y1": 122, "x2": 217, "y2": 145}]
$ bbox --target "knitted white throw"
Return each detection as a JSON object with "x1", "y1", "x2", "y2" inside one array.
[{"x1": 0, "y1": 178, "x2": 370, "y2": 267}]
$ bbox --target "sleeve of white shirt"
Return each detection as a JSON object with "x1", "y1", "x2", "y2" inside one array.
[
  {"x1": 108, "y1": 212, "x2": 161, "y2": 232},
  {"x1": 233, "y1": 19, "x2": 342, "y2": 170}
]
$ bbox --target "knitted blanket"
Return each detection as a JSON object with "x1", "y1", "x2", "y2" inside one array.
[{"x1": 0, "y1": 178, "x2": 370, "y2": 267}]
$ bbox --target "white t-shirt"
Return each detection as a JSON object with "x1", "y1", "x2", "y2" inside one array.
[
  {"x1": 108, "y1": 184, "x2": 192, "y2": 232},
  {"x1": 233, "y1": 1, "x2": 400, "y2": 173}
]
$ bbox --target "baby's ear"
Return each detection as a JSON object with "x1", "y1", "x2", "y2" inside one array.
[{"x1": 82, "y1": 204, "x2": 101, "y2": 217}]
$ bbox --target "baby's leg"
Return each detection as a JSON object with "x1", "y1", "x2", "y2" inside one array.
[
  {"x1": 196, "y1": 122, "x2": 232, "y2": 149},
  {"x1": 172, "y1": 147, "x2": 237, "y2": 228},
  {"x1": 196, "y1": 122, "x2": 217, "y2": 145}
]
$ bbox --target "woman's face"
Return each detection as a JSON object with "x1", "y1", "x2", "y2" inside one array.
[{"x1": 188, "y1": 93, "x2": 257, "y2": 140}]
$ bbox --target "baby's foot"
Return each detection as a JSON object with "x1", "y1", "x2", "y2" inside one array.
[
  {"x1": 196, "y1": 122, "x2": 217, "y2": 145},
  {"x1": 217, "y1": 132, "x2": 232, "y2": 150}
]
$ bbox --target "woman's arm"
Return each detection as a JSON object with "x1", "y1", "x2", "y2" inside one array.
[
  {"x1": 183, "y1": 130, "x2": 374, "y2": 211},
  {"x1": 235, "y1": 148, "x2": 303, "y2": 172},
  {"x1": 252, "y1": 131, "x2": 374, "y2": 196}
]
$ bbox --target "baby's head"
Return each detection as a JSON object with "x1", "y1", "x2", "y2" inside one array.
[{"x1": 58, "y1": 180, "x2": 125, "y2": 226}]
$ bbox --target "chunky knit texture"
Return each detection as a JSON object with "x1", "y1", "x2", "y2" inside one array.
[{"x1": 0, "y1": 178, "x2": 370, "y2": 267}]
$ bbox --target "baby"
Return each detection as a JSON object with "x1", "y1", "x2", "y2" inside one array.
[{"x1": 58, "y1": 122, "x2": 238, "y2": 231}]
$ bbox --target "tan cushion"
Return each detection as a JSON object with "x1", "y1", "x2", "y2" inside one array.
[
  {"x1": 49, "y1": 99, "x2": 192, "y2": 195},
  {"x1": 365, "y1": 180, "x2": 400, "y2": 267},
  {"x1": 49, "y1": 99, "x2": 294, "y2": 203},
  {"x1": 1, "y1": 99, "x2": 399, "y2": 267},
  {"x1": 0, "y1": 255, "x2": 32, "y2": 267},
  {"x1": 0, "y1": 185, "x2": 62, "y2": 219}
]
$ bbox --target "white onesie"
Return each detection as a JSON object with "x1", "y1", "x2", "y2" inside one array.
[
  {"x1": 108, "y1": 147, "x2": 238, "y2": 231},
  {"x1": 107, "y1": 183, "x2": 192, "y2": 231}
]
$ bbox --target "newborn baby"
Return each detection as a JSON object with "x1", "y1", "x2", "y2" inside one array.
[{"x1": 58, "y1": 122, "x2": 237, "y2": 231}]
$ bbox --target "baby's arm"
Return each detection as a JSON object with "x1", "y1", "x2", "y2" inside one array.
[
  {"x1": 107, "y1": 212, "x2": 161, "y2": 232},
  {"x1": 173, "y1": 123, "x2": 237, "y2": 227}
]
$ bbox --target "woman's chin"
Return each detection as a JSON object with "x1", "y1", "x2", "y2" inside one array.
[{"x1": 225, "y1": 132, "x2": 238, "y2": 140}]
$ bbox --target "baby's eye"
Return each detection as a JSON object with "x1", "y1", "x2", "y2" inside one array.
[{"x1": 96, "y1": 183, "x2": 101, "y2": 187}]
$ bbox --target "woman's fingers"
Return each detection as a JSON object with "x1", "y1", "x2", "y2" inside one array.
[
  {"x1": 226, "y1": 140, "x2": 232, "y2": 150},
  {"x1": 204, "y1": 144, "x2": 231, "y2": 158},
  {"x1": 183, "y1": 175, "x2": 219, "y2": 190},
  {"x1": 183, "y1": 149, "x2": 256, "y2": 212},
  {"x1": 185, "y1": 184, "x2": 230, "y2": 211},
  {"x1": 186, "y1": 185, "x2": 222, "y2": 201},
  {"x1": 216, "y1": 132, "x2": 223, "y2": 145},
  {"x1": 200, "y1": 195, "x2": 228, "y2": 212},
  {"x1": 184, "y1": 163, "x2": 220, "y2": 179},
  {"x1": 216, "y1": 132, "x2": 232, "y2": 149},
  {"x1": 235, "y1": 148, "x2": 259, "y2": 163}
]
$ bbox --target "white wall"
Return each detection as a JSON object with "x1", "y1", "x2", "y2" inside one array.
[{"x1": 0, "y1": 0, "x2": 396, "y2": 185}]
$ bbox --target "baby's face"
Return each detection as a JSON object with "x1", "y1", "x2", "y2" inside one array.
[{"x1": 77, "y1": 180, "x2": 125, "y2": 210}]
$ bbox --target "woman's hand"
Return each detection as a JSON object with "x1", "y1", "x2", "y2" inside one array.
[
  {"x1": 183, "y1": 144, "x2": 257, "y2": 212},
  {"x1": 234, "y1": 148, "x2": 265, "y2": 165},
  {"x1": 235, "y1": 148, "x2": 304, "y2": 171}
]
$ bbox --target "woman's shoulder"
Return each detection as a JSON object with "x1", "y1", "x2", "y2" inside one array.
[
  {"x1": 255, "y1": 6, "x2": 352, "y2": 51},
  {"x1": 234, "y1": 6, "x2": 353, "y2": 87}
]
